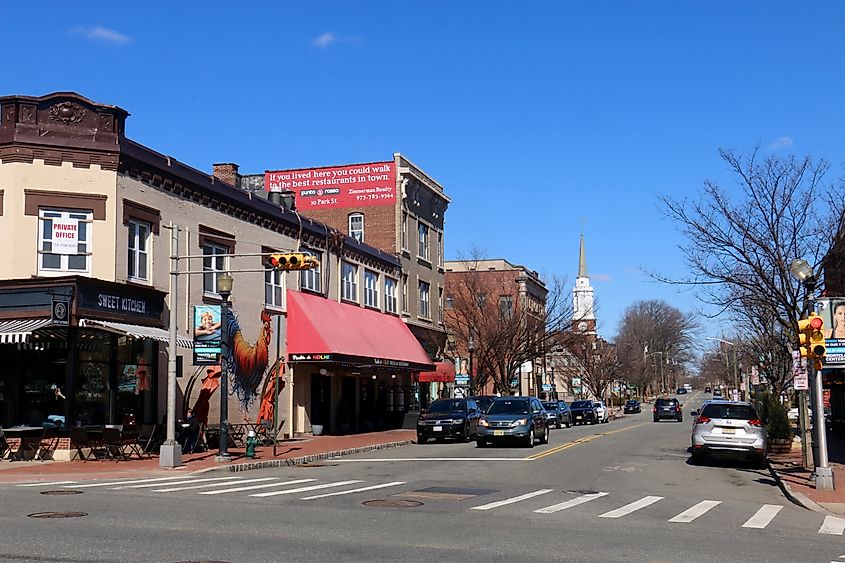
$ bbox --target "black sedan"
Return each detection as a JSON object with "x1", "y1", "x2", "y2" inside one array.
[
  {"x1": 569, "y1": 400, "x2": 599, "y2": 425},
  {"x1": 417, "y1": 398, "x2": 481, "y2": 443},
  {"x1": 623, "y1": 399, "x2": 641, "y2": 414}
]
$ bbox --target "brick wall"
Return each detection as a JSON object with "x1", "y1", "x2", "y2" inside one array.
[
  {"x1": 299, "y1": 205, "x2": 397, "y2": 254},
  {"x1": 212, "y1": 163, "x2": 240, "y2": 187}
]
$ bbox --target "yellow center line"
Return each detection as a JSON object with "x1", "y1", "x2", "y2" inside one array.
[{"x1": 525, "y1": 422, "x2": 651, "y2": 461}]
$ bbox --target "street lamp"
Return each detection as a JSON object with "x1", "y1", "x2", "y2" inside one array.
[
  {"x1": 215, "y1": 272, "x2": 233, "y2": 462},
  {"x1": 468, "y1": 336, "x2": 475, "y2": 395},
  {"x1": 790, "y1": 258, "x2": 834, "y2": 490},
  {"x1": 706, "y1": 337, "x2": 739, "y2": 399}
]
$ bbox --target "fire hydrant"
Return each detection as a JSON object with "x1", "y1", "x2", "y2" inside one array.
[{"x1": 245, "y1": 430, "x2": 258, "y2": 459}]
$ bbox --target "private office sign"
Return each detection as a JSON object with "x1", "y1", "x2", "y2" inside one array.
[{"x1": 51, "y1": 219, "x2": 79, "y2": 254}]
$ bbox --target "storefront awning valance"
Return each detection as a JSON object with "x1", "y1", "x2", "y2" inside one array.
[
  {"x1": 416, "y1": 361, "x2": 456, "y2": 383},
  {"x1": 286, "y1": 290, "x2": 435, "y2": 372},
  {"x1": 0, "y1": 318, "x2": 52, "y2": 343},
  {"x1": 79, "y1": 319, "x2": 193, "y2": 348}
]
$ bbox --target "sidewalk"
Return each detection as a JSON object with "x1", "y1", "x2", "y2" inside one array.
[{"x1": 0, "y1": 429, "x2": 415, "y2": 483}]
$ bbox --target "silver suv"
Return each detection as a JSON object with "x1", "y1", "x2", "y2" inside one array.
[{"x1": 690, "y1": 400, "x2": 766, "y2": 468}]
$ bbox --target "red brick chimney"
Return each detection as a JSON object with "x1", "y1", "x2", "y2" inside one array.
[{"x1": 212, "y1": 163, "x2": 240, "y2": 187}]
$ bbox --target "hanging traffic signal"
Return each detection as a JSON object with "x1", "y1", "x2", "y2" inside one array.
[
  {"x1": 265, "y1": 252, "x2": 319, "y2": 271},
  {"x1": 797, "y1": 313, "x2": 826, "y2": 362}
]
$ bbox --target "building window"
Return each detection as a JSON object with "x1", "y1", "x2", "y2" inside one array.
[
  {"x1": 265, "y1": 265, "x2": 284, "y2": 309},
  {"x1": 418, "y1": 222, "x2": 430, "y2": 261},
  {"x1": 349, "y1": 214, "x2": 364, "y2": 242},
  {"x1": 476, "y1": 293, "x2": 487, "y2": 309},
  {"x1": 438, "y1": 231, "x2": 444, "y2": 267},
  {"x1": 419, "y1": 281, "x2": 431, "y2": 319},
  {"x1": 364, "y1": 269, "x2": 378, "y2": 308},
  {"x1": 38, "y1": 209, "x2": 92, "y2": 274},
  {"x1": 401, "y1": 212, "x2": 408, "y2": 251},
  {"x1": 341, "y1": 261, "x2": 358, "y2": 302},
  {"x1": 445, "y1": 296, "x2": 454, "y2": 310},
  {"x1": 202, "y1": 242, "x2": 228, "y2": 295},
  {"x1": 402, "y1": 274, "x2": 409, "y2": 313},
  {"x1": 385, "y1": 278, "x2": 398, "y2": 314},
  {"x1": 127, "y1": 219, "x2": 150, "y2": 282},
  {"x1": 499, "y1": 295, "x2": 514, "y2": 319},
  {"x1": 438, "y1": 286, "x2": 444, "y2": 322},
  {"x1": 300, "y1": 249, "x2": 322, "y2": 293}
]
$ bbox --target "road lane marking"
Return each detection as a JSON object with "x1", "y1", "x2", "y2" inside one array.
[
  {"x1": 17, "y1": 481, "x2": 77, "y2": 487},
  {"x1": 301, "y1": 481, "x2": 406, "y2": 500},
  {"x1": 599, "y1": 496, "x2": 664, "y2": 518},
  {"x1": 333, "y1": 457, "x2": 527, "y2": 462},
  {"x1": 471, "y1": 489, "x2": 554, "y2": 511},
  {"x1": 250, "y1": 480, "x2": 363, "y2": 498},
  {"x1": 526, "y1": 422, "x2": 651, "y2": 461},
  {"x1": 112, "y1": 476, "x2": 242, "y2": 490},
  {"x1": 534, "y1": 492, "x2": 609, "y2": 514},
  {"x1": 153, "y1": 477, "x2": 277, "y2": 492},
  {"x1": 741, "y1": 505, "x2": 783, "y2": 529},
  {"x1": 819, "y1": 516, "x2": 845, "y2": 535},
  {"x1": 199, "y1": 478, "x2": 316, "y2": 495},
  {"x1": 668, "y1": 500, "x2": 722, "y2": 523},
  {"x1": 67, "y1": 476, "x2": 192, "y2": 488}
]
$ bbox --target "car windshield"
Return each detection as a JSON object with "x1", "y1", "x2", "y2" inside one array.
[
  {"x1": 473, "y1": 397, "x2": 494, "y2": 413},
  {"x1": 571, "y1": 401, "x2": 593, "y2": 409},
  {"x1": 427, "y1": 399, "x2": 465, "y2": 413},
  {"x1": 487, "y1": 400, "x2": 530, "y2": 415},
  {"x1": 626, "y1": 401, "x2": 638, "y2": 405},
  {"x1": 701, "y1": 404, "x2": 758, "y2": 420},
  {"x1": 542, "y1": 402, "x2": 559, "y2": 411}
]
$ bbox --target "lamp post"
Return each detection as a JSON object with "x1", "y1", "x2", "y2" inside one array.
[
  {"x1": 790, "y1": 258, "x2": 834, "y2": 490},
  {"x1": 468, "y1": 336, "x2": 475, "y2": 395},
  {"x1": 215, "y1": 272, "x2": 234, "y2": 462},
  {"x1": 644, "y1": 350, "x2": 665, "y2": 395},
  {"x1": 706, "y1": 337, "x2": 739, "y2": 399}
]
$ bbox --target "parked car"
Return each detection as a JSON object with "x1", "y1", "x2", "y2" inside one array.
[
  {"x1": 676, "y1": 387, "x2": 688, "y2": 395},
  {"x1": 417, "y1": 397, "x2": 481, "y2": 443},
  {"x1": 542, "y1": 400, "x2": 572, "y2": 428},
  {"x1": 653, "y1": 397, "x2": 683, "y2": 422},
  {"x1": 470, "y1": 395, "x2": 497, "y2": 414},
  {"x1": 623, "y1": 399, "x2": 641, "y2": 414},
  {"x1": 569, "y1": 400, "x2": 599, "y2": 425},
  {"x1": 690, "y1": 400, "x2": 766, "y2": 468},
  {"x1": 713, "y1": 388, "x2": 723, "y2": 398},
  {"x1": 476, "y1": 396, "x2": 549, "y2": 448},
  {"x1": 704, "y1": 386, "x2": 712, "y2": 393},
  {"x1": 593, "y1": 401, "x2": 610, "y2": 423}
]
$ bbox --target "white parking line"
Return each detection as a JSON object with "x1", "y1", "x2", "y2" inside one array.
[
  {"x1": 471, "y1": 489, "x2": 554, "y2": 511},
  {"x1": 301, "y1": 482, "x2": 406, "y2": 500},
  {"x1": 599, "y1": 496, "x2": 664, "y2": 518},
  {"x1": 333, "y1": 458, "x2": 527, "y2": 462},
  {"x1": 17, "y1": 481, "x2": 77, "y2": 487},
  {"x1": 112, "y1": 476, "x2": 242, "y2": 490},
  {"x1": 250, "y1": 480, "x2": 363, "y2": 498},
  {"x1": 199, "y1": 479, "x2": 316, "y2": 495},
  {"x1": 153, "y1": 477, "x2": 278, "y2": 492},
  {"x1": 741, "y1": 505, "x2": 783, "y2": 529},
  {"x1": 668, "y1": 500, "x2": 722, "y2": 523},
  {"x1": 819, "y1": 515, "x2": 845, "y2": 535},
  {"x1": 534, "y1": 492, "x2": 609, "y2": 514},
  {"x1": 68, "y1": 476, "x2": 192, "y2": 488}
]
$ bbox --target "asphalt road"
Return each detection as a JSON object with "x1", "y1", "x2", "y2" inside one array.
[{"x1": 2, "y1": 392, "x2": 843, "y2": 563}]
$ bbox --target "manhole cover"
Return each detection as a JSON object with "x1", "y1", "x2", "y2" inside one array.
[
  {"x1": 564, "y1": 489, "x2": 600, "y2": 495},
  {"x1": 40, "y1": 490, "x2": 83, "y2": 496},
  {"x1": 362, "y1": 499, "x2": 423, "y2": 508},
  {"x1": 27, "y1": 511, "x2": 87, "y2": 519}
]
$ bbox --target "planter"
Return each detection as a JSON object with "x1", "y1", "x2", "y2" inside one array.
[
  {"x1": 311, "y1": 425, "x2": 324, "y2": 436},
  {"x1": 768, "y1": 437, "x2": 792, "y2": 454}
]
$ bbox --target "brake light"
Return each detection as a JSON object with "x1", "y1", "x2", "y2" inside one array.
[
  {"x1": 695, "y1": 416, "x2": 710, "y2": 425},
  {"x1": 748, "y1": 418, "x2": 763, "y2": 427}
]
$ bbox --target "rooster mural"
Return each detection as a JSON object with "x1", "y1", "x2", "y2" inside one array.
[{"x1": 222, "y1": 308, "x2": 273, "y2": 411}]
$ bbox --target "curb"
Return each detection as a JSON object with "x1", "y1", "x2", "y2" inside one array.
[
  {"x1": 226, "y1": 439, "x2": 413, "y2": 473},
  {"x1": 767, "y1": 461, "x2": 837, "y2": 515}
]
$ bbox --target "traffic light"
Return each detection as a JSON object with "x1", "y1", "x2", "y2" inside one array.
[
  {"x1": 266, "y1": 252, "x2": 319, "y2": 271},
  {"x1": 797, "y1": 312, "x2": 826, "y2": 365}
]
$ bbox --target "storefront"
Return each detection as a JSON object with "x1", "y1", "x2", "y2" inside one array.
[
  {"x1": 0, "y1": 276, "x2": 189, "y2": 428},
  {"x1": 285, "y1": 290, "x2": 434, "y2": 435}
]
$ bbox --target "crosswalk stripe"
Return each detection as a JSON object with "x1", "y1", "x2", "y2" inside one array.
[
  {"x1": 301, "y1": 481, "x2": 407, "y2": 500},
  {"x1": 153, "y1": 477, "x2": 278, "y2": 493},
  {"x1": 17, "y1": 481, "x2": 77, "y2": 487},
  {"x1": 819, "y1": 516, "x2": 845, "y2": 535},
  {"x1": 669, "y1": 500, "x2": 722, "y2": 523},
  {"x1": 471, "y1": 489, "x2": 554, "y2": 511},
  {"x1": 250, "y1": 480, "x2": 363, "y2": 498},
  {"x1": 67, "y1": 476, "x2": 190, "y2": 488},
  {"x1": 534, "y1": 492, "x2": 609, "y2": 514},
  {"x1": 599, "y1": 496, "x2": 664, "y2": 518},
  {"x1": 112, "y1": 476, "x2": 242, "y2": 490},
  {"x1": 199, "y1": 479, "x2": 316, "y2": 495},
  {"x1": 741, "y1": 505, "x2": 783, "y2": 529}
]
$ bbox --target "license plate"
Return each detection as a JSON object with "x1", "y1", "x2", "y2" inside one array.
[
  {"x1": 493, "y1": 430, "x2": 505, "y2": 436},
  {"x1": 722, "y1": 427, "x2": 735, "y2": 434},
  {"x1": 433, "y1": 426, "x2": 442, "y2": 432}
]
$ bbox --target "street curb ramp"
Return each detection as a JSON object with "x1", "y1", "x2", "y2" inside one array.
[
  {"x1": 227, "y1": 439, "x2": 413, "y2": 472},
  {"x1": 767, "y1": 460, "x2": 837, "y2": 516}
]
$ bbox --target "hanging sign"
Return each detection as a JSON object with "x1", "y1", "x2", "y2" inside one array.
[
  {"x1": 51, "y1": 219, "x2": 79, "y2": 255},
  {"x1": 193, "y1": 305, "x2": 222, "y2": 365},
  {"x1": 792, "y1": 350, "x2": 808, "y2": 391},
  {"x1": 51, "y1": 296, "x2": 70, "y2": 326}
]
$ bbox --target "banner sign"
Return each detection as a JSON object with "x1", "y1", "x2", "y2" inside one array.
[
  {"x1": 792, "y1": 350, "x2": 808, "y2": 391},
  {"x1": 51, "y1": 219, "x2": 79, "y2": 254},
  {"x1": 51, "y1": 296, "x2": 70, "y2": 326},
  {"x1": 193, "y1": 305, "x2": 222, "y2": 365},
  {"x1": 265, "y1": 161, "x2": 396, "y2": 210},
  {"x1": 818, "y1": 297, "x2": 845, "y2": 365}
]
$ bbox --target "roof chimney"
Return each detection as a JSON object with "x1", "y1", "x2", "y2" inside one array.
[{"x1": 212, "y1": 163, "x2": 240, "y2": 187}]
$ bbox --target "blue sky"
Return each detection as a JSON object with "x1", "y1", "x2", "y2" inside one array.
[{"x1": 4, "y1": 2, "x2": 845, "y2": 340}]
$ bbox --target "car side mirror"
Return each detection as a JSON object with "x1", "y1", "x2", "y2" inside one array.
[{"x1": 691, "y1": 410, "x2": 699, "y2": 417}]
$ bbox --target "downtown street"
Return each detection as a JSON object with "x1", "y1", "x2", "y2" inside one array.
[{"x1": 1, "y1": 392, "x2": 843, "y2": 563}]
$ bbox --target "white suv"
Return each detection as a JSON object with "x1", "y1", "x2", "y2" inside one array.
[{"x1": 593, "y1": 401, "x2": 610, "y2": 423}]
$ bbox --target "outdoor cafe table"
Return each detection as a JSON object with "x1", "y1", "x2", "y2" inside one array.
[{"x1": 2, "y1": 427, "x2": 44, "y2": 460}]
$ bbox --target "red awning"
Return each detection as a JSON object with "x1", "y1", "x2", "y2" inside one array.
[
  {"x1": 286, "y1": 290, "x2": 435, "y2": 371},
  {"x1": 417, "y1": 361, "x2": 456, "y2": 383}
]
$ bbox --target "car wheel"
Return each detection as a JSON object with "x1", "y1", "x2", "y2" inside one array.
[
  {"x1": 417, "y1": 435, "x2": 427, "y2": 444},
  {"x1": 565, "y1": 419, "x2": 571, "y2": 428},
  {"x1": 525, "y1": 427, "x2": 535, "y2": 448},
  {"x1": 541, "y1": 426, "x2": 549, "y2": 444},
  {"x1": 754, "y1": 455, "x2": 768, "y2": 470},
  {"x1": 653, "y1": 417, "x2": 659, "y2": 423},
  {"x1": 691, "y1": 450, "x2": 706, "y2": 465},
  {"x1": 476, "y1": 439, "x2": 486, "y2": 448}
]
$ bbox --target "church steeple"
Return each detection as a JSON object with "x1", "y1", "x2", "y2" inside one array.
[
  {"x1": 573, "y1": 233, "x2": 596, "y2": 332},
  {"x1": 578, "y1": 233, "x2": 588, "y2": 278}
]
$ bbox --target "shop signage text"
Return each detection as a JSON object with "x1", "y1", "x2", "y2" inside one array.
[
  {"x1": 265, "y1": 162, "x2": 396, "y2": 210},
  {"x1": 290, "y1": 353, "x2": 332, "y2": 361},
  {"x1": 97, "y1": 294, "x2": 147, "y2": 314}
]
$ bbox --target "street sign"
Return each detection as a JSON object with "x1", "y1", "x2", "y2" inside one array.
[
  {"x1": 792, "y1": 350, "x2": 808, "y2": 390},
  {"x1": 455, "y1": 375, "x2": 469, "y2": 385},
  {"x1": 453, "y1": 387, "x2": 466, "y2": 398},
  {"x1": 542, "y1": 384, "x2": 553, "y2": 391}
]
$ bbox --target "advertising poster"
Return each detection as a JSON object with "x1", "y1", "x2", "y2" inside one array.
[
  {"x1": 818, "y1": 297, "x2": 845, "y2": 365},
  {"x1": 119, "y1": 364, "x2": 138, "y2": 393},
  {"x1": 265, "y1": 161, "x2": 396, "y2": 210},
  {"x1": 193, "y1": 305, "x2": 222, "y2": 365}
]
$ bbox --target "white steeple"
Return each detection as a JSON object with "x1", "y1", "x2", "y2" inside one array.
[{"x1": 573, "y1": 233, "x2": 596, "y2": 332}]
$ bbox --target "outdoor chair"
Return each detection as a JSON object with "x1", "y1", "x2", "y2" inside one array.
[
  {"x1": 69, "y1": 427, "x2": 105, "y2": 461},
  {"x1": 119, "y1": 429, "x2": 144, "y2": 459},
  {"x1": 102, "y1": 427, "x2": 127, "y2": 461},
  {"x1": 136, "y1": 424, "x2": 159, "y2": 456},
  {"x1": 0, "y1": 430, "x2": 8, "y2": 460},
  {"x1": 35, "y1": 428, "x2": 59, "y2": 461},
  {"x1": 256, "y1": 420, "x2": 274, "y2": 447}
]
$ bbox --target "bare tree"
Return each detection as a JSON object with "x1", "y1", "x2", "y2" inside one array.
[
  {"x1": 660, "y1": 148, "x2": 844, "y2": 395},
  {"x1": 578, "y1": 336, "x2": 620, "y2": 402}
]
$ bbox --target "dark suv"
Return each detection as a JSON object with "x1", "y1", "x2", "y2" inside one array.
[
  {"x1": 653, "y1": 397, "x2": 683, "y2": 422},
  {"x1": 417, "y1": 398, "x2": 481, "y2": 443}
]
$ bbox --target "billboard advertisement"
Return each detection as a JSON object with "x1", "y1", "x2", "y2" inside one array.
[
  {"x1": 818, "y1": 298, "x2": 845, "y2": 365},
  {"x1": 265, "y1": 161, "x2": 396, "y2": 210},
  {"x1": 193, "y1": 305, "x2": 222, "y2": 365}
]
